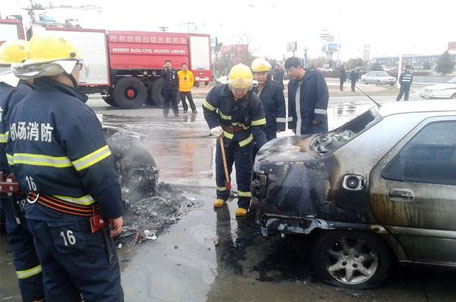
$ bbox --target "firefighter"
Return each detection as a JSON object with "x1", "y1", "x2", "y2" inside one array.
[
  {"x1": 251, "y1": 58, "x2": 286, "y2": 141},
  {"x1": 0, "y1": 40, "x2": 45, "y2": 302},
  {"x1": 7, "y1": 33, "x2": 124, "y2": 301},
  {"x1": 203, "y1": 63, "x2": 267, "y2": 217}
]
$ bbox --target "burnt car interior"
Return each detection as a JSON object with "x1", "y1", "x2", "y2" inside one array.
[{"x1": 311, "y1": 108, "x2": 379, "y2": 154}]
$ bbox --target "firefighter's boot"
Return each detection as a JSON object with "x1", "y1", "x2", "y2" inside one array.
[{"x1": 214, "y1": 199, "x2": 225, "y2": 208}]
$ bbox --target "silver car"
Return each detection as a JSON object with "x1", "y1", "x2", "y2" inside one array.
[
  {"x1": 252, "y1": 100, "x2": 456, "y2": 289},
  {"x1": 362, "y1": 71, "x2": 396, "y2": 85}
]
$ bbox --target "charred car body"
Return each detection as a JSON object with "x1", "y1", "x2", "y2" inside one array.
[{"x1": 252, "y1": 100, "x2": 456, "y2": 288}]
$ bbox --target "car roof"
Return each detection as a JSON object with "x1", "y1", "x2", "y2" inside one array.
[{"x1": 377, "y1": 100, "x2": 456, "y2": 117}]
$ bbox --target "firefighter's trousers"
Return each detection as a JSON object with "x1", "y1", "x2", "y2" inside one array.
[
  {"x1": 1, "y1": 196, "x2": 44, "y2": 302},
  {"x1": 215, "y1": 138, "x2": 253, "y2": 209},
  {"x1": 27, "y1": 218, "x2": 124, "y2": 302}
]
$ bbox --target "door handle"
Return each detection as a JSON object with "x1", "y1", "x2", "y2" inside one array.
[{"x1": 389, "y1": 189, "x2": 414, "y2": 201}]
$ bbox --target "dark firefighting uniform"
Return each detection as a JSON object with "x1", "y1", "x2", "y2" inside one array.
[
  {"x1": 203, "y1": 84, "x2": 267, "y2": 209},
  {"x1": 254, "y1": 79, "x2": 286, "y2": 141},
  {"x1": 6, "y1": 77, "x2": 124, "y2": 302},
  {"x1": 0, "y1": 80, "x2": 45, "y2": 302}
]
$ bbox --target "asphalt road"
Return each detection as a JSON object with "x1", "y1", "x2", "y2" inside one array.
[{"x1": 1, "y1": 92, "x2": 455, "y2": 302}]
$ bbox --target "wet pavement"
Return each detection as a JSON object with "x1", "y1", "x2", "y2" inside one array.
[{"x1": 2, "y1": 92, "x2": 456, "y2": 301}]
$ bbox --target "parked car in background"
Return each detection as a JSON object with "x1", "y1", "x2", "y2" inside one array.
[
  {"x1": 420, "y1": 77, "x2": 456, "y2": 99},
  {"x1": 362, "y1": 71, "x2": 396, "y2": 85},
  {"x1": 252, "y1": 100, "x2": 456, "y2": 289}
]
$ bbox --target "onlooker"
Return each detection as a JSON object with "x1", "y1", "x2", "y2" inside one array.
[
  {"x1": 177, "y1": 63, "x2": 197, "y2": 113},
  {"x1": 272, "y1": 64, "x2": 284, "y2": 89},
  {"x1": 350, "y1": 69, "x2": 358, "y2": 92},
  {"x1": 396, "y1": 65, "x2": 413, "y2": 101},
  {"x1": 339, "y1": 65, "x2": 346, "y2": 91},
  {"x1": 285, "y1": 57, "x2": 329, "y2": 135},
  {"x1": 161, "y1": 60, "x2": 179, "y2": 117}
]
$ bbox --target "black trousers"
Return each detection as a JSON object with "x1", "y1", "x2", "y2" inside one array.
[
  {"x1": 163, "y1": 89, "x2": 179, "y2": 116},
  {"x1": 340, "y1": 80, "x2": 344, "y2": 91},
  {"x1": 351, "y1": 81, "x2": 356, "y2": 92},
  {"x1": 180, "y1": 92, "x2": 196, "y2": 112},
  {"x1": 396, "y1": 85, "x2": 410, "y2": 101}
]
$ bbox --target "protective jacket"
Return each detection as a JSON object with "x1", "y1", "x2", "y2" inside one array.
[
  {"x1": 399, "y1": 71, "x2": 413, "y2": 87},
  {"x1": 203, "y1": 84, "x2": 267, "y2": 148},
  {"x1": 254, "y1": 79, "x2": 286, "y2": 140},
  {"x1": 177, "y1": 70, "x2": 194, "y2": 92},
  {"x1": 161, "y1": 68, "x2": 179, "y2": 91},
  {"x1": 0, "y1": 81, "x2": 33, "y2": 173},
  {"x1": 288, "y1": 70, "x2": 329, "y2": 135},
  {"x1": 6, "y1": 77, "x2": 123, "y2": 221}
]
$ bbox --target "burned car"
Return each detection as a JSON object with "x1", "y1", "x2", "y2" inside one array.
[{"x1": 252, "y1": 100, "x2": 456, "y2": 289}]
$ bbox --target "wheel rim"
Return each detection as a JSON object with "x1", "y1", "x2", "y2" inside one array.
[
  {"x1": 324, "y1": 235, "x2": 379, "y2": 285},
  {"x1": 126, "y1": 88, "x2": 136, "y2": 99}
]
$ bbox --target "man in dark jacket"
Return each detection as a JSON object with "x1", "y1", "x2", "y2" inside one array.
[
  {"x1": 203, "y1": 64, "x2": 267, "y2": 217},
  {"x1": 9, "y1": 33, "x2": 124, "y2": 301},
  {"x1": 251, "y1": 58, "x2": 286, "y2": 141},
  {"x1": 285, "y1": 57, "x2": 329, "y2": 135},
  {"x1": 161, "y1": 59, "x2": 179, "y2": 117},
  {"x1": 339, "y1": 65, "x2": 346, "y2": 91},
  {"x1": 0, "y1": 40, "x2": 45, "y2": 302},
  {"x1": 349, "y1": 69, "x2": 358, "y2": 92},
  {"x1": 272, "y1": 64, "x2": 284, "y2": 89},
  {"x1": 396, "y1": 65, "x2": 413, "y2": 101}
]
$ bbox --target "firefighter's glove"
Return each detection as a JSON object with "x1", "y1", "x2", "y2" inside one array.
[{"x1": 210, "y1": 126, "x2": 223, "y2": 137}]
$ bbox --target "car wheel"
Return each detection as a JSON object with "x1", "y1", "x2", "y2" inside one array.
[
  {"x1": 376, "y1": 80, "x2": 381, "y2": 85},
  {"x1": 451, "y1": 93, "x2": 456, "y2": 99},
  {"x1": 312, "y1": 230, "x2": 392, "y2": 289},
  {"x1": 363, "y1": 80, "x2": 367, "y2": 84},
  {"x1": 390, "y1": 82, "x2": 395, "y2": 86}
]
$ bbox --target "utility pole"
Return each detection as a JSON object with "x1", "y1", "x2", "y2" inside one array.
[{"x1": 181, "y1": 22, "x2": 196, "y2": 34}]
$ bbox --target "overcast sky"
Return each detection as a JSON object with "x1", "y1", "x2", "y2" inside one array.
[{"x1": 3, "y1": 0, "x2": 456, "y2": 61}]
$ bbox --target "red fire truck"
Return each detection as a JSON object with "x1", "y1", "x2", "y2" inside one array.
[{"x1": 0, "y1": 19, "x2": 212, "y2": 109}]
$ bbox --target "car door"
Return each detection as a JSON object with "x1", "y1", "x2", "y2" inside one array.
[{"x1": 369, "y1": 117, "x2": 456, "y2": 264}]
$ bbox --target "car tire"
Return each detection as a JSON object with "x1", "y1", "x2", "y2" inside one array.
[
  {"x1": 312, "y1": 230, "x2": 393, "y2": 289},
  {"x1": 113, "y1": 77, "x2": 147, "y2": 109},
  {"x1": 376, "y1": 80, "x2": 381, "y2": 85},
  {"x1": 451, "y1": 93, "x2": 456, "y2": 99},
  {"x1": 390, "y1": 82, "x2": 395, "y2": 86},
  {"x1": 363, "y1": 80, "x2": 367, "y2": 84}
]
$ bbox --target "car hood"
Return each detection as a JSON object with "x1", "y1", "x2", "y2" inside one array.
[
  {"x1": 423, "y1": 83, "x2": 456, "y2": 91},
  {"x1": 254, "y1": 135, "x2": 317, "y2": 171}
]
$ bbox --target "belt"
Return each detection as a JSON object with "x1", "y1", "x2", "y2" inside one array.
[
  {"x1": 221, "y1": 125, "x2": 244, "y2": 134},
  {"x1": 27, "y1": 192, "x2": 101, "y2": 218}
]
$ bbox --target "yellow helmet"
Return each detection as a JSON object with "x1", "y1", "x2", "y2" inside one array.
[
  {"x1": 251, "y1": 58, "x2": 271, "y2": 73},
  {"x1": 12, "y1": 33, "x2": 84, "y2": 80},
  {"x1": 0, "y1": 40, "x2": 28, "y2": 66},
  {"x1": 228, "y1": 63, "x2": 253, "y2": 89}
]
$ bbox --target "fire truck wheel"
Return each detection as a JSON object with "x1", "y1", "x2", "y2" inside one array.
[
  {"x1": 113, "y1": 77, "x2": 147, "y2": 109},
  {"x1": 151, "y1": 78, "x2": 165, "y2": 108},
  {"x1": 103, "y1": 96, "x2": 118, "y2": 107}
]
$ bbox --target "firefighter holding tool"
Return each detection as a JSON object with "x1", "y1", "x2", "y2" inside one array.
[{"x1": 203, "y1": 63, "x2": 267, "y2": 217}]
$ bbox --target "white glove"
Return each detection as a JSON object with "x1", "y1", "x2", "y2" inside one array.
[{"x1": 210, "y1": 126, "x2": 223, "y2": 137}]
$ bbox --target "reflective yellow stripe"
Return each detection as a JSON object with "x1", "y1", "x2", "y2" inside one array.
[
  {"x1": 17, "y1": 265, "x2": 42, "y2": 279},
  {"x1": 218, "y1": 110, "x2": 231, "y2": 121},
  {"x1": 0, "y1": 132, "x2": 8, "y2": 143},
  {"x1": 202, "y1": 100, "x2": 216, "y2": 111},
  {"x1": 6, "y1": 153, "x2": 13, "y2": 165},
  {"x1": 223, "y1": 131, "x2": 234, "y2": 139},
  {"x1": 13, "y1": 153, "x2": 71, "y2": 168},
  {"x1": 238, "y1": 190, "x2": 252, "y2": 197},
  {"x1": 52, "y1": 194, "x2": 95, "y2": 206},
  {"x1": 239, "y1": 134, "x2": 253, "y2": 147},
  {"x1": 251, "y1": 118, "x2": 266, "y2": 126},
  {"x1": 231, "y1": 122, "x2": 249, "y2": 130},
  {"x1": 72, "y1": 145, "x2": 111, "y2": 171},
  {"x1": 217, "y1": 186, "x2": 227, "y2": 191}
]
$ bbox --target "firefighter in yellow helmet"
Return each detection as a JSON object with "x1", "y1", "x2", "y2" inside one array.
[
  {"x1": 8, "y1": 33, "x2": 124, "y2": 301},
  {"x1": 203, "y1": 63, "x2": 267, "y2": 217},
  {"x1": 0, "y1": 40, "x2": 45, "y2": 302},
  {"x1": 251, "y1": 58, "x2": 286, "y2": 141}
]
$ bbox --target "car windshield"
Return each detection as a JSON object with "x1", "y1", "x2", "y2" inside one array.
[
  {"x1": 447, "y1": 77, "x2": 456, "y2": 83},
  {"x1": 310, "y1": 108, "x2": 380, "y2": 154}
]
